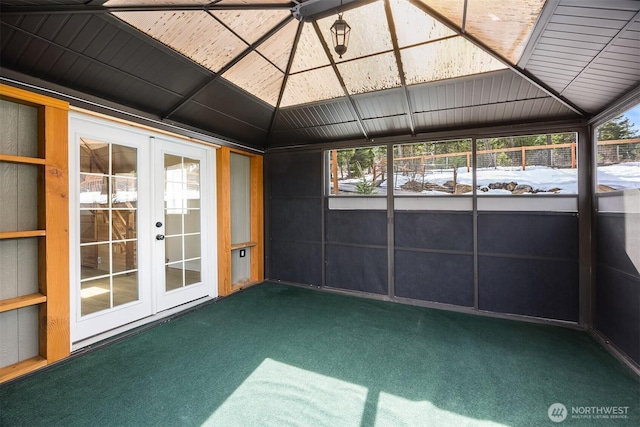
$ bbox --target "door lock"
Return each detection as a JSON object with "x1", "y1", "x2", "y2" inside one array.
[
  {"x1": 156, "y1": 234, "x2": 165, "y2": 240},
  {"x1": 155, "y1": 221, "x2": 163, "y2": 228}
]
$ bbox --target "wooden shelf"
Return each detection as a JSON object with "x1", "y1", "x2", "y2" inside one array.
[
  {"x1": 0, "y1": 154, "x2": 46, "y2": 165},
  {"x1": 230, "y1": 242, "x2": 257, "y2": 250},
  {"x1": 0, "y1": 356, "x2": 47, "y2": 383},
  {"x1": 0, "y1": 293, "x2": 47, "y2": 313},
  {"x1": 0, "y1": 230, "x2": 46, "y2": 240},
  {"x1": 0, "y1": 83, "x2": 70, "y2": 384}
]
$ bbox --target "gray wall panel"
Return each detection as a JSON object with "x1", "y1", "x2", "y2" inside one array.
[
  {"x1": 595, "y1": 266, "x2": 640, "y2": 364},
  {"x1": 0, "y1": 310, "x2": 18, "y2": 368},
  {"x1": 270, "y1": 241, "x2": 322, "y2": 286},
  {"x1": 268, "y1": 151, "x2": 323, "y2": 285},
  {"x1": 478, "y1": 213, "x2": 578, "y2": 259},
  {"x1": 230, "y1": 153, "x2": 251, "y2": 245},
  {"x1": 596, "y1": 213, "x2": 640, "y2": 278},
  {"x1": 326, "y1": 210, "x2": 387, "y2": 246},
  {"x1": 270, "y1": 198, "x2": 322, "y2": 243},
  {"x1": 478, "y1": 256, "x2": 579, "y2": 321},
  {"x1": 395, "y1": 211, "x2": 473, "y2": 252},
  {"x1": 269, "y1": 152, "x2": 322, "y2": 198},
  {"x1": 395, "y1": 250, "x2": 473, "y2": 307},
  {"x1": 326, "y1": 245, "x2": 387, "y2": 295},
  {"x1": 595, "y1": 211, "x2": 640, "y2": 365}
]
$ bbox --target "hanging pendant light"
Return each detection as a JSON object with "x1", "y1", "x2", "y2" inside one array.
[{"x1": 330, "y1": 1, "x2": 350, "y2": 58}]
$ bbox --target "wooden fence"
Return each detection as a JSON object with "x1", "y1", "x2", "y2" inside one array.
[{"x1": 330, "y1": 138, "x2": 639, "y2": 195}]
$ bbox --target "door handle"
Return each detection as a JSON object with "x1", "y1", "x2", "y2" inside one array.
[{"x1": 156, "y1": 234, "x2": 165, "y2": 241}]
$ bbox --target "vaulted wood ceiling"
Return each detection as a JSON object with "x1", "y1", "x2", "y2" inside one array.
[{"x1": 1, "y1": 0, "x2": 638, "y2": 149}]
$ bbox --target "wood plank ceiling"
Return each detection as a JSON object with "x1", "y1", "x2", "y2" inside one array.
[{"x1": 1, "y1": 0, "x2": 638, "y2": 149}]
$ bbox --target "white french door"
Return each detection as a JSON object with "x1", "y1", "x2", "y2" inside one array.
[
  {"x1": 153, "y1": 138, "x2": 214, "y2": 311},
  {"x1": 70, "y1": 114, "x2": 216, "y2": 343}
]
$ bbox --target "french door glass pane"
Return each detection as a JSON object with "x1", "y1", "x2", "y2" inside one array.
[
  {"x1": 113, "y1": 272, "x2": 139, "y2": 307},
  {"x1": 79, "y1": 139, "x2": 138, "y2": 316},
  {"x1": 165, "y1": 263, "x2": 183, "y2": 291},
  {"x1": 80, "y1": 278, "x2": 110, "y2": 316},
  {"x1": 163, "y1": 154, "x2": 201, "y2": 291}
]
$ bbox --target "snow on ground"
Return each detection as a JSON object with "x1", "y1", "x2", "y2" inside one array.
[
  {"x1": 334, "y1": 163, "x2": 640, "y2": 195},
  {"x1": 596, "y1": 162, "x2": 640, "y2": 189}
]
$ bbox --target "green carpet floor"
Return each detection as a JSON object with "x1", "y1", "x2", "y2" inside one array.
[{"x1": 1, "y1": 282, "x2": 638, "y2": 426}]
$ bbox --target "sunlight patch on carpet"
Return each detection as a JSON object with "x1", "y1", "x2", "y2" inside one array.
[
  {"x1": 375, "y1": 392, "x2": 509, "y2": 427},
  {"x1": 204, "y1": 358, "x2": 368, "y2": 426}
]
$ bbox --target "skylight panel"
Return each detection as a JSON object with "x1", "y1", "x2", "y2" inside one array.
[
  {"x1": 212, "y1": 9, "x2": 291, "y2": 45},
  {"x1": 414, "y1": 0, "x2": 465, "y2": 28},
  {"x1": 216, "y1": 0, "x2": 292, "y2": 4},
  {"x1": 289, "y1": 23, "x2": 331, "y2": 74},
  {"x1": 317, "y1": 0, "x2": 393, "y2": 62},
  {"x1": 400, "y1": 36, "x2": 506, "y2": 86},
  {"x1": 465, "y1": 0, "x2": 546, "y2": 64},
  {"x1": 223, "y1": 52, "x2": 284, "y2": 106},
  {"x1": 280, "y1": 66, "x2": 345, "y2": 108},
  {"x1": 337, "y1": 52, "x2": 401, "y2": 95},
  {"x1": 256, "y1": 20, "x2": 299, "y2": 72},
  {"x1": 105, "y1": 0, "x2": 209, "y2": 5},
  {"x1": 114, "y1": 11, "x2": 247, "y2": 73},
  {"x1": 390, "y1": 0, "x2": 455, "y2": 48}
]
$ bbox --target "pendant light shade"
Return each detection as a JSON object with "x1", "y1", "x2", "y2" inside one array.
[{"x1": 330, "y1": 13, "x2": 351, "y2": 58}]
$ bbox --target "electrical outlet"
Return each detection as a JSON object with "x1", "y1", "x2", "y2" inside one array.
[
  {"x1": 97, "y1": 256, "x2": 101, "y2": 264},
  {"x1": 239, "y1": 249, "x2": 246, "y2": 258}
]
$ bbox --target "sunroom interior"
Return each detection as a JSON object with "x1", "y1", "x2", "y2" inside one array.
[{"x1": 0, "y1": 0, "x2": 639, "y2": 425}]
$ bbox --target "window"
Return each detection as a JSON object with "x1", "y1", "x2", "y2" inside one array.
[
  {"x1": 327, "y1": 146, "x2": 387, "y2": 196},
  {"x1": 476, "y1": 132, "x2": 577, "y2": 195},
  {"x1": 393, "y1": 139, "x2": 472, "y2": 195},
  {"x1": 596, "y1": 104, "x2": 640, "y2": 193}
]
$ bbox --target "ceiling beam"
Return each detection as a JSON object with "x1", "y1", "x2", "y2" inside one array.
[
  {"x1": 516, "y1": 0, "x2": 560, "y2": 68},
  {"x1": 266, "y1": 20, "x2": 304, "y2": 145},
  {"x1": 162, "y1": 14, "x2": 293, "y2": 120},
  {"x1": 0, "y1": 3, "x2": 294, "y2": 15},
  {"x1": 383, "y1": 0, "x2": 416, "y2": 136},
  {"x1": 291, "y1": 0, "x2": 376, "y2": 21},
  {"x1": 312, "y1": 21, "x2": 369, "y2": 141},
  {"x1": 407, "y1": 0, "x2": 586, "y2": 117}
]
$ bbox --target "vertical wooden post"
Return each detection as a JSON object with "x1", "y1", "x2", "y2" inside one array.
[
  {"x1": 331, "y1": 150, "x2": 338, "y2": 195},
  {"x1": 521, "y1": 146, "x2": 526, "y2": 171},
  {"x1": 41, "y1": 104, "x2": 70, "y2": 363},
  {"x1": 250, "y1": 154, "x2": 264, "y2": 285},
  {"x1": 217, "y1": 147, "x2": 232, "y2": 296},
  {"x1": 466, "y1": 153, "x2": 471, "y2": 172},
  {"x1": 571, "y1": 142, "x2": 576, "y2": 169}
]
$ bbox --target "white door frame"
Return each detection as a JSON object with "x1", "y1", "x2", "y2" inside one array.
[{"x1": 69, "y1": 112, "x2": 217, "y2": 345}]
